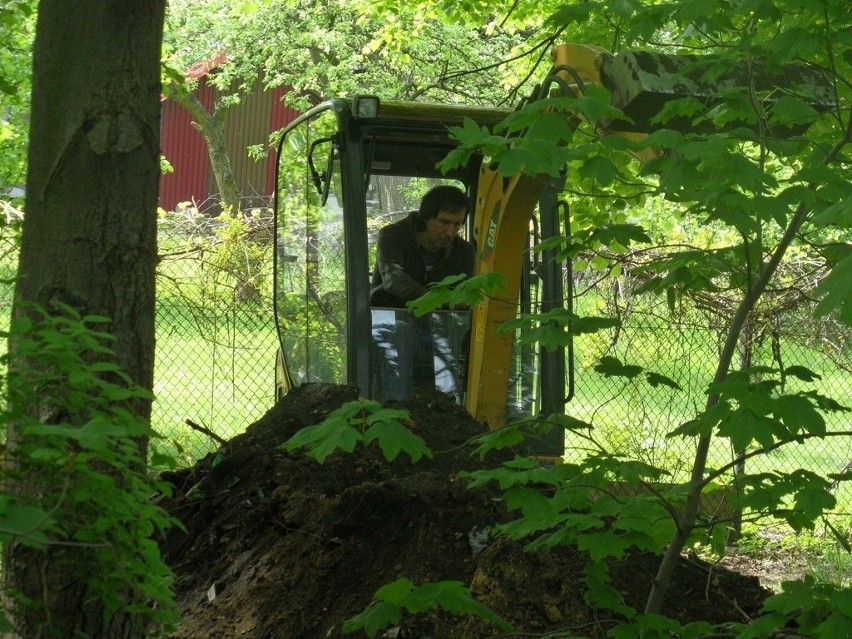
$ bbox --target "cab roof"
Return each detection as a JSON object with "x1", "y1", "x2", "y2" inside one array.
[{"x1": 346, "y1": 99, "x2": 512, "y2": 180}]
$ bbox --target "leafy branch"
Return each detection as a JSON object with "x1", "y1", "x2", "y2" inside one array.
[
  {"x1": 282, "y1": 400, "x2": 433, "y2": 463},
  {"x1": 1, "y1": 304, "x2": 180, "y2": 635}
]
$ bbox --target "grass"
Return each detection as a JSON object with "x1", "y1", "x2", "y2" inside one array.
[
  {"x1": 151, "y1": 294, "x2": 278, "y2": 465},
  {"x1": 149, "y1": 228, "x2": 278, "y2": 463},
  {"x1": 726, "y1": 522, "x2": 852, "y2": 591},
  {"x1": 807, "y1": 545, "x2": 852, "y2": 588}
]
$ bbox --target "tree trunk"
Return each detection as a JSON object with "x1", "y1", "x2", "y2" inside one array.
[
  {"x1": 3, "y1": 1, "x2": 165, "y2": 637},
  {"x1": 168, "y1": 86, "x2": 241, "y2": 215},
  {"x1": 644, "y1": 202, "x2": 812, "y2": 616}
]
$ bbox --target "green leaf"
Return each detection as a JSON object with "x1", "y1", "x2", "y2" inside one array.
[
  {"x1": 569, "y1": 314, "x2": 622, "y2": 334},
  {"x1": 814, "y1": 611, "x2": 852, "y2": 639},
  {"x1": 344, "y1": 579, "x2": 512, "y2": 636},
  {"x1": 736, "y1": 611, "x2": 788, "y2": 639},
  {"x1": 812, "y1": 197, "x2": 852, "y2": 229},
  {"x1": 792, "y1": 477, "x2": 835, "y2": 523},
  {"x1": 578, "y1": 530, "x2": 634, "y2": 561},
  {"x1": 809, "y1": 392, "x2": 849, "y2": 414},
  {"x1": 579, "y1": 155, "x2": 620, "y2": 186},
  {"x1": 461, "y1": 455, "x2": 550, "y2": 491},
  {"x1": 0, "y1": 501, "x2": 53, "y2": 545},
  {"x1": 408, "y1": 581, "x2": 513, "y2": 630},
  {"x1": 632, "y1": 614, "x2": 683, "y2": 638},
  {"x1": 499, "y1": 310, "x2": 619, "y2": 352},
  {"x1": 544, "y1": 2, "x2": 593, "y2": 27},
  {"x1": 769, "y1": 25, "x2": 823, "y2": 59},
  {"x1": 408, "y1": 272, "x2": 505, "y2": 316},
  {"x1": 824, "y1": 518, "x2": 852, "y2": 552},
  {"x1": 763, "y1": 576, "x2": 818, "y2": 615},
  {"x1": 585, "y1": 563, "x2": 635, "y2": 616},
  {"x1": 548, "y1": 413, "x2": 595, "y2": 433},
  {"x1": 503, "y1": 485, "x2": 558, "y2": 523},
  {"x1": 707, "y1": 193, "x2": 761, "y2": 234},
  {"x1": 666, "y1": 286, "x2": 676, "y2": 311},
  {"x1": 364, "y1": 418, "x2": 432, "y2": 463},
  {"x1": 813, "y1": 590, "x2": 852, "y2": 638},
  {"x1": 594, "y1": 356, "x2": 643, "y2": 379},
  {"x1": 471, "y1": 424, "x2": 526, "y2": 457},
  {"x1": 283, "y1": 400, "x2": 413, "y2": 463},
  {"x1": 376, "y1": 577, "x2": 415, "y2": 605},
  {"x1": 342, "y1": 600, "x2": 402, "y2": 637},
  {"x1": 575, "y1": 85, "x2": 626, "y2": 122},
  {"x1": 634, "y1": 263, "x2": 716, "y2": 296},
  {"x1": 768, "y1": 95, "x2": 820, "y2": 129},
  {"x1": 829, "y1": 589, "x2": 852, "y2": 616},
  {"x1": 776, "y1": 395, "x2": 825, "y2": 437},
  {"x1": 784, "y1": 366, "x2": 821, "y2": 382},
  {"x1": 591, "y1": 223, "x2": 652, "y2": 248},
  {"x1": 814, "y1": 253, "x2": 852, "y2": 325},
  {"x1": 283, "y1": 418, "x2": 363, "y2": 463},
  {"x1": 638, "y1": 128, "x2": 685, "y2": 151},
  {"x1": 658, "y1": 156, "x2": 704, "y2": 194},
  {"x1": 610, "y1": 0, "x2": 637, "y2": 20},
  {"x1": 493, "y1": 144, "x2": 556, "y2": 177},
  {"x1": 717, "y1": 408, "x2": 779, "y2": 451},
  {"x1": 645, "y1": 371, "x2": 682, "y2": 390},
  {"x1": 526, "y1": 111, "x2": 578, "y2": 144},
  {"x1": 616, "y1": 460, "x2": 667, "y2": 485}
]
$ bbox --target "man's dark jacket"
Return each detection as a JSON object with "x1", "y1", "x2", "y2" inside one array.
[{"x1": 369, "y1": 211, "x2": 475, "y2": 308}]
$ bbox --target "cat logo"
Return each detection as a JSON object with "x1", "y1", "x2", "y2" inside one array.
[{"x1": 480, "y1": 201, "x2": 502, "y2": 264}]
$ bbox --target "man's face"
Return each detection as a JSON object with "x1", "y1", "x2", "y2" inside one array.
[{"x1": 422, "y1": 207, "x2": 465, "y2": 251}]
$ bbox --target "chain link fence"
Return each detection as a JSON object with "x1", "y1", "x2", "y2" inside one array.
[
  {"x1": 567, "y1": 283, "x2": 851, "y2": 500},
  {"x1": 150, "y1": 221, "x2": 852, "y2": 519},
  {"x1": 152, "y1": 206, "x2": 278, "y2": 464},
  {"x1": 1, "y1": 203, "x2": 850, "y2": 512}
]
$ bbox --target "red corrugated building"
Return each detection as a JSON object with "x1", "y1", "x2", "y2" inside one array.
[{"x1": 159, "y1": 56, "x2": 300, "y2": 212}]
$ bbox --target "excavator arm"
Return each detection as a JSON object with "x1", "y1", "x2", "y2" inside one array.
[{"x1": 465, "y1": 44, "x2": 606, "y2": 427}]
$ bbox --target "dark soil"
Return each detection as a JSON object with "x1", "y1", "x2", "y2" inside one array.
[{"x1": 159, "y1": 383, "x2": 769, "y2": 639}]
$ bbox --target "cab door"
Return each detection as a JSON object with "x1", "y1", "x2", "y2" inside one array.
[{"x1": 273, "y1": 103, "x2": 352, "y2": 398}]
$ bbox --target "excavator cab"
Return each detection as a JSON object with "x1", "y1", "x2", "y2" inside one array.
[{"x1": 272, "y1": 97, "x2": 568, "y2": 453}]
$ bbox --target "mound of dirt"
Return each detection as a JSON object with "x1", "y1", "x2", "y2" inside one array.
[{"x1": 159, "y1": 383, "x2": 769, "y2": 638}]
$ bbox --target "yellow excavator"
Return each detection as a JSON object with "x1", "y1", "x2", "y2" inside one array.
[{"x1": 271, "y1": 43, "x2": 832, "y2": 455}]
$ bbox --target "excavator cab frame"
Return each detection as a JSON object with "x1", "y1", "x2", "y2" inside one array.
[{"x1": 272, "y1": 98, "x2": 569, "y2": 453}]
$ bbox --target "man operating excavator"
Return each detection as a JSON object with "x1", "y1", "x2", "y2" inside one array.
[{"x1": 369, "y1": 184, "x2": 475, "y2": 400}]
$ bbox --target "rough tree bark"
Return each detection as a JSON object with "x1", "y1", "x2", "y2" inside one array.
[{"x1": 3, "y1": 1, "x2": 166, "y2": 637}]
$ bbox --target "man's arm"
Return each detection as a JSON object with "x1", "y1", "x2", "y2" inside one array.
[{"x1": 374, "y1": 226, "x2": 429, "y2": 303}]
